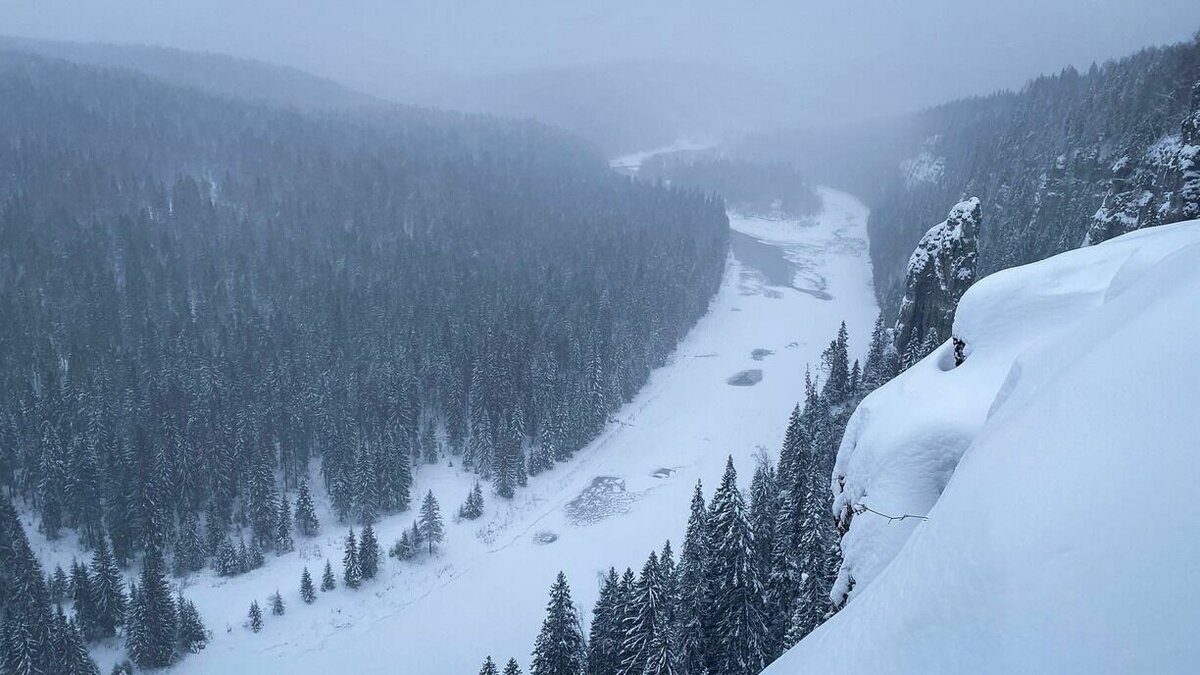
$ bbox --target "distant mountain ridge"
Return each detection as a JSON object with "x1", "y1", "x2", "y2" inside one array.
[{"x1": 0, "y1": 35, "x2": 380, "y2": 111}]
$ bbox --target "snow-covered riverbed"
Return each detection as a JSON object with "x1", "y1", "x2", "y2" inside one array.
[{"x1": 31, "y1": 151, "x2": 877, "y2": 674}]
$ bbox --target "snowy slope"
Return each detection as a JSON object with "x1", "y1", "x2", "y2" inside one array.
[
  {"x1": 22, "y1": 168, "x2": 874, "y2": 671},
  {"x1": 768, "y1": 220, "x2": 1200, "y2": 674}
]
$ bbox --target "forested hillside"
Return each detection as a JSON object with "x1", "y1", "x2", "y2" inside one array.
[
  {"x1": 0, "y1": 47, "x2": 727, "y2": 597},
  {"x1": 735, "y1": 34, "x2": 1200, "y2": 313}
]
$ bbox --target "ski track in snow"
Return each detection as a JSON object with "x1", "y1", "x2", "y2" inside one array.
[{"x1": 27, "y1": 154, "x2": 877, "y2": 674}]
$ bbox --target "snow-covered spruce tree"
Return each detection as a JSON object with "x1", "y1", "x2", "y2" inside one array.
[
  {"x1": 788, "y1": 469, "x2": 841, "y2": 644},
  {"x1": 51, "y1": 604, "x2": 101, "y2": 675},
  {"x1": 620, "y1": 550, "x2": 678, "y2": 675},
  {"x1": 359, "y1": 523, "x2": 381, "y2": 580},
  {"x1": 860, "y1": 312, "x2": 896, "y2": 391},
  {"x1": 749, "y1": 460, "x2": 783, "y2": 660},
  {"x1": 656, "y1": 540, "x2": 679, "y2": 675},
  {"x1": 530, "y1": 572, "x2": 586, "y2": 675},
  {"x1": 343, "y1": 530, "x2": 362, "y2": 589},
  {"x1": 614, "y1": 567, "x2": 638, "y2": 671},
  {"x1": 89, "y1": 533, "x2": 126, "y2": 639},
  {"x1": 355, "y1": 441, "x2": 382, "y2": 524},
  {"x1": 321, "y1": 559, "x2": 337, "y2": 591},
  {"x1": 675, "y1": 481, "x2": 709, "y2": 675},
  {"x1": 216, "y1": 538, "x2": 240, "y2": 576},
  {"x1": 492, "y1": 439, "x2": 517, "y2": 499},
  {"x1": 126, "y1": 548, "x2": 177, "y2": 668},
  {"x1": 504, "y1": 658, "x2": 524, "y2": 675},
  {"x1": 246, "y1": 537, "x2": 265, "y2": 570},
  {"x1": 706, "y1": 457, "x2": 769, "y2": 675},
  {"x1": 820, "y1": 322, "x2": 851, "y2": 403},
  {"x1": 459, "y1": 481, "x2": 485, "y2": 520},
  {"x1": 300, "y1": 567, "x2": 317, "y2": 603},
  {"x1": 175, "y1": 595, "x2": 209, "y2": 655},
  {"x1": 276, "y1": 493, "x2": 294, "y2": 553},
  {"x1": 479, "y1": 655, "x2": 500, "y2": 675},
  {"x1": 173, "y1": 511, "x2": 205, "y2": 576},
  {"x1": 247, "y1": 601, "x2": 263, "y2": 633},
  {"x1": 70, "y1": 560, "x2": 97, "y2": 640},
  {"x1": 419, "y1": 491, "x2": 445, "y2": 554},
  {"x1": 294, "y1": 479, "x2": 320, "y2": 537},
  {"x1": 421, "y1": 419, "x2": 439, "y2": 465},
  {"x1": 247, "y1": 450, "x2": 279, "y2": 549},
  {"x1": 48, "y1": 565, "x2": 68, "y2": 604},
  {"x1": 271, "y1": 590, "x2": 285, "y2": 616},
  {"x1": 586, "y1": 568, "x2": 622, "y2": 675},
  {"x1": 390, "y1": 530, "x2": 415, "y2": 561}
]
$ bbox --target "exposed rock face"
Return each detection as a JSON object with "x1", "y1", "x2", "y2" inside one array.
[
  {"x1": 893, "y1": 197, "x2": 980, "y2": 363},
  {"x1": 1084, "y1": 79, "x2": 1200, "y2": 246}
]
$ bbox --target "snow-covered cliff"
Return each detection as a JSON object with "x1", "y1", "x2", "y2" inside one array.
[{"x1": 769, "y1": 219, "x2": 1200, "y2": 674}]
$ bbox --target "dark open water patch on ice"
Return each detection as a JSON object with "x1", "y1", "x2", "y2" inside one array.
[
  {"x1": 730, "y1": 231, "x2": 793, "y2": 287},
  {"x1": 730, "y1": 231, "x2": 833, "y2": 300},
  {"x1": 726, "y1": 369, "x2": 763, "y2": 386}
]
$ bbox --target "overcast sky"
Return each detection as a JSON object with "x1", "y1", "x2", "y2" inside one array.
[{"x1": 5, "y1": 0, "x2": 1200, "y2": 122}]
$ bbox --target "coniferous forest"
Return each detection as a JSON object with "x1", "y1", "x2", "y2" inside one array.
[{"x1": 0, "y1": 50, "x2": 727, "y2": 668}]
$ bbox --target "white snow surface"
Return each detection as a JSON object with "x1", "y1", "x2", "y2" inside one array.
[
  {"x1": 26, "y1": 167, "x2": 877, "y2": 671},
  {"x1": 770, "y1": 219, "x2": 1200, "y2": 674}
]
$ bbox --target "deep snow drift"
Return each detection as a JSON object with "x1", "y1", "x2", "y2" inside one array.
[
  {"x1": 17, "y1": 171, "x2": 875, "y2": 671},
  {"x1": 769, "y1": 220, "x2": 1200, "y2": 674}
]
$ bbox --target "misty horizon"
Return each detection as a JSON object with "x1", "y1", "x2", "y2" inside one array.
[{"x1": 5, "y1": 1, "x2": 1200, "y2": 133}]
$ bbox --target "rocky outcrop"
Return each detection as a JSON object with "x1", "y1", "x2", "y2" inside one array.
[
  {"x1": 1084, "y1": 79, "x2": 1200, "y2": 246},
  {"x1": 893, "y1": 197, "x2": 980, "y2": 366}
]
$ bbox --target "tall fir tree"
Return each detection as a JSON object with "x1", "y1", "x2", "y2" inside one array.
[
  {"x1": 70, "y1": 560, "x2": 97, "y2": 641},
  {"x1": 89, "y1": 533, "x2": 126, "y2": 639},
  {"x1": 706, "y1": 458, "x2": 769, "y2": 675},
  {"x1": 586, "y1": 568, "x2": 621, "y2": 675},
  {"x1": 620, "y1": 550, "x2": 677, "y2": 675},
  {"x1": 175, "y1": 595, "x2": 209, "y2": 654},
  {"x1": 247, "y1": 601, "x2": 263, "y2": 633},
  {"x1": 300, "y1": 567, "x2": 316, "y2": 603},
  {"x1": 359, "y1": 523, "x2": 381, "y2": 580},
  {"x1": 126, "y1": 548, "x2": 178, "y2": 668},
  {"x1": 530, "y1": 572, "x2": 586, "y2": 675},
  {"x1": 675, "y1": 481, "x2": 709, "y2": 675},
  {"x1": 294, "y1": 479, "x2": 320, "y2": 537},
  {"x1": 343, "y1": 530, "x2": 362, "y2": 589},
  {"x1": 172, "y1": 511, "x2": 205, "y2": 576},
  {"x1": 276, "y1": 493, "x2": 294, "y2": 553},
  {"x1": 321, "y1": 559, "x2": 336, "y2": 592},
  {"x1": 479, "y1": 656, "x2": 500, "y2": 675},
  {"x1": 504, "y1": 658, "x2": 523, "y2": 675},
  {"x1": 419, "y1": 491, "x2": 445, "y2": 554}
]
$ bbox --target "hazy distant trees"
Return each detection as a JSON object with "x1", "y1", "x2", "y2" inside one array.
[{"x1": 641, "y1": 153, "x2": 822, "y2": 218}]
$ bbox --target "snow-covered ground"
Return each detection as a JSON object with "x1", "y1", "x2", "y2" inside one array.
[
  {"x1": 26, "y1": 152, "x2": 876, "y2": 673},
  {"x1": 768, "y1": 220, "x2": 1200, "y2": 674}
]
